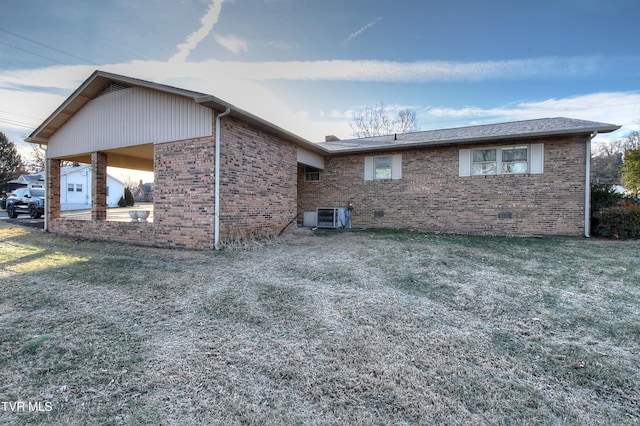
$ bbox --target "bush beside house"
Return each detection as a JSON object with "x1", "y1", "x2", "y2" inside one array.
[{"x1": 591, "y1": 183, "x2": 640, "y2": 239}]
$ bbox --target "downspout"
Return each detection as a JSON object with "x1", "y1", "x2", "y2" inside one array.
[
  {"x1": 214, "y1": 107, "x2": 231, "y2": 250},
  {"x1": 585, "y1": 132, "x2": 596, "y2": 238},
  {"x1": 42, "y1": 145, "x2": 48, "y2": 232}
]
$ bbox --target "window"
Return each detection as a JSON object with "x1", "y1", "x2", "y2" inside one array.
[
  {"x1": 75, "y1": 184, "x2": 83, "y2": 193},
  {"x1": 472, "y1": 149, "x2": 497, "y2": 175},
  {"x1": 68, "y1": 184, "x2": 74, "y2": 192},
  {"x1": 304, "y1": 166, "x2": 320, "y2": 182},
  {"x1": 500, "y1": 146, "x2": 528, "y2": 174},
  {"x1": 460, "y1": 144, "x2": 544, "y2": 177},
  {"x1": 375, "y1": 156, "x2": 392, "y2": 179},
  {"x1": 364, "y1": 154, "x2": 402, "y2": 180}
]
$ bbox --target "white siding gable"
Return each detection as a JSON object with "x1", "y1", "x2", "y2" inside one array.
[{"x1": 48, "y1": 87, "x2": 213, "y2": 158}]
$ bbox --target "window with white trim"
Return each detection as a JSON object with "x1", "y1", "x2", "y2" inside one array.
[
  {"x1": 304, "y1": 166, "x2": 320, "y2": 182},
  {"x1": 364, "y1": 154, "x2": 402, "y2": 180},
  {"x1": 459, "y1": 144, "x2": 544, "y2": 177},
  {"x1": 375, "y1": 156, "x2": 392, "y2": 179},
  {"x1": 75, "y1": 184, "x2": 83, "y2": 193},
  {"x1": 68, "y1": 184, "x2": 74, "y2": 192}
]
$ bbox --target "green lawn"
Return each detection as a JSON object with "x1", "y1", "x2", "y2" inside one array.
[{"x1": 1, "y1": 222, "x2": 639, "y2": 425}]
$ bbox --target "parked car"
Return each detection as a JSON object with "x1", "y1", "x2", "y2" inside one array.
[{"x1": 5, "y1": 188, "x2": 45, "y2": 219}]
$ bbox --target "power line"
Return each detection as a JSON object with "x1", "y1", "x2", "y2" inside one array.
[
  {"x1": 0, "y1": 110, "x2": 43, "y2": 121},
  {"x1": 0, "y1": 40, "x2": 65, "y2": 65},
  {"x1": 0, "y1": 27, "x2": 94, "y2": 65},
  {"x1": 0, "y1": 117, "x2": 36, "y2": 130}
]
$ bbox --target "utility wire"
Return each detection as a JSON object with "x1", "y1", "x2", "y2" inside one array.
[
  {"x1": 0, "y1": 40, "x2": 65, "y2": 65},
  {"x1": 0, "y1": 117, "x2": 37, "y2": 129},
  {"x1": 0, "y1": 27, "x2": 94, "y2": 65}
]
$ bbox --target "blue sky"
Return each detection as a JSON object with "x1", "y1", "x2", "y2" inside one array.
[{"x1": 1, "y1": 0, "x2": 640, "y2": 161}]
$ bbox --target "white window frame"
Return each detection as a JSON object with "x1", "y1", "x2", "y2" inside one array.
[
  {"x1": 75, "y1": 184, "x2": 83, "y2": 193},
  {"x1": 67, "y1": 183, "x2": 75, "y2": 192},
  {"x1": 364, "y1": 154, "x2": 402, "y2": 181},
  {"x1": 459, "y1": 144, "x2": 544, "y2": 177}
]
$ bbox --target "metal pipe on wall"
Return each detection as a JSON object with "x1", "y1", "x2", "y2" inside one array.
[{"x1": 214, "y1": 107, "x2": 231, "y2": 250}]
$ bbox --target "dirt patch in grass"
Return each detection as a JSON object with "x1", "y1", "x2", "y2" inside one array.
[{"x1": 1, "y1": 222, "x2": 639, "y2": 425}]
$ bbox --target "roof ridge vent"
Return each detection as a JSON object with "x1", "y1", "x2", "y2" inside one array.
[{"x1": 97, "y1": 82, "x2": 130, "y2": 98}]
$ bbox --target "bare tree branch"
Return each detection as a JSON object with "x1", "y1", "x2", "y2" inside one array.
[{"x1": 350, "y1": 102, "x2": 418, "y2": 138}]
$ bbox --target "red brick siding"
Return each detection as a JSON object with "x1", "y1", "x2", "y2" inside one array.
[
  {"x1": 91, "y1": 151, "x2": 107, "y2": 220},
  {"x1": 48, "y1": 113, "x2": 298, "y2": 249},
  {"x1": 218, "y1": 116, "x2": 298, "y2": 238},
  {"x1": 298, "y1": 136, "x2": 588, "y2": 236},
  {"x1": 46, "y1": 159, "x2": 61, "y2": 220},
  {"x1": 154, "y1": 136, "x2": 216, "y2": 248},
  {"x1": 48, "y1": 219, "x2": 161, "y2": 248}
]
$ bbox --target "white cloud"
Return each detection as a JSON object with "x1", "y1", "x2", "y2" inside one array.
[
  {"x1": 169, "y1": 0, "x2": 225, "y2": 63},
  {"x1": 140, "y1": 55, "x2": 625, "y2": 83},
  {"x1": 343, "y1": 17, "x2": 382, "y2": 45},
  {"x1": 214, "y1": 34, "x2": 249, "y2": 54},
  {"x1": 419, "y1": 92, "x2": 640, "y2": 143},
  {"x1": 2, "y1": 57, "x2": 639, "y2": 154}
]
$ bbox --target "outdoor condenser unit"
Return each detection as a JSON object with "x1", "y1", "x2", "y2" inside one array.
[{"x1": 316, "y1": 207, "x2": 351, "y2": 229}]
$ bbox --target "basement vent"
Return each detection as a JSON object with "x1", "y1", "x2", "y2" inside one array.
[
  {"x1": 498, "y1": 212, "x2": 513, "y2": 219},
  {"x1": 96, "y1": 82, "x2": 130, "y2": 98}
]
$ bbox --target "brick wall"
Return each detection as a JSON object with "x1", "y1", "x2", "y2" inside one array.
[
  {"x1": 46, "y1": 159, "x2": 61, "y2": 220},
  {"x1": 49, "y1": 113, "x2": 298, "y2": 250},
  {"x1": 298, "y1": 135, "x2": 588, "y2": 236},
  {"x1": 48, "y1": 219, "x2": 161, "y2": 247},
  {"x1": 218, "y1": 116, "x2": 298, "y2": 239},
  {"x1": 153, "y1": 135, "x2": 217, "y2": 248}
]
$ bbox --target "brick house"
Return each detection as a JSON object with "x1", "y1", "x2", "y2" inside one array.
[
  {"x1": 26, "y1": 71, "x2": 619, "y2": 249},
  {"x1": 300, "y1": 118, "x2": 619, "y2": 237}
]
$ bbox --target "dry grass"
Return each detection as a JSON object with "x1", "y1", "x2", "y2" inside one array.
[{"x1": 0, "y1": 222, "x2": 639, "y2": 425}]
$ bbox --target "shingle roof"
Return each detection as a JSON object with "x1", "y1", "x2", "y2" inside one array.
[{"x1": 316, "y1": 117, "x2": 621, "y2": 153}]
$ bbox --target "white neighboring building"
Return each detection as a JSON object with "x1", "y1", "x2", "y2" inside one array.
[{"x1": 61, "y1": 164, "x2": 125, "y2": 210}]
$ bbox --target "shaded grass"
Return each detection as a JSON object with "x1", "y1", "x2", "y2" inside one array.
[{"x1": 1, "y1": 222, "x2": 639, "y2": 425}]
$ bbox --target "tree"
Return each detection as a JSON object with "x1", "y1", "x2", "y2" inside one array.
[
  {"x1": 350, "y1": 102, "x2": 418, "y2": 138},
  {"x1": 24, "y1": 144, "x2": 46, "y2": 173},
  {"x1": 621, "y1": 148, "x2": 640, "y2": 195},
  {"x1": 0, "y1": 132, "x2": 24, "y2": 193},
  {"x1": 591, "y1": 130, "x2": 640, "y2": 185}
]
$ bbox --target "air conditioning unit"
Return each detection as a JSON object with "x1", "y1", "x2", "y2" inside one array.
[{"x1": 316, "y1": 207, "x2": 351, "y2": 229}]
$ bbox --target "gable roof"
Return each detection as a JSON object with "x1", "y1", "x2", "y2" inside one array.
[
  {"x1": 25, "y1": 70, "x2": 324, "y2": 153},
  {"x1": 9, "y1": 172, "x2": 45, "y2": 185},
  {"x1": 317, "y1": 117, "x2": 621, "y2": 153},
  {"x1": 25, "y1": 70, "x2": 620, "y2": 158}
]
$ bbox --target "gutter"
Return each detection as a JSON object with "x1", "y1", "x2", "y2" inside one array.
[
  {"x1": 214, "y1": 107, "x2": 231, "y2": 250},
  {"x1": 585, "y1": 132, "x2": 596, "y2": 238}
]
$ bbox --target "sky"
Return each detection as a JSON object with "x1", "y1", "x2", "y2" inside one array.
[{"x1": 1, "y1": 0, "x2": 640, "y2": 167}]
